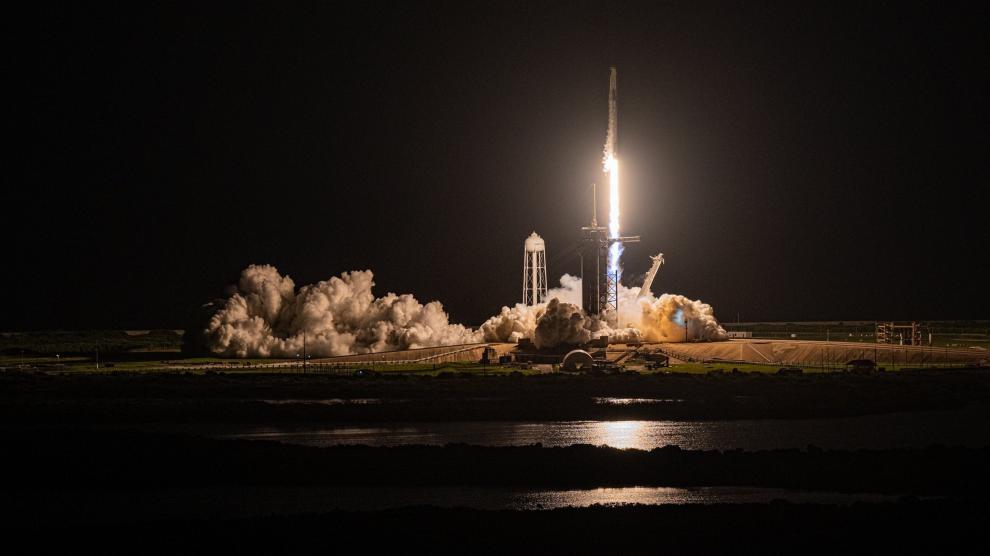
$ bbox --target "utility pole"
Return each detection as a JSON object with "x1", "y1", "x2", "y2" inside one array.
[{"x1": 928, "y1": 333, "x2": 933, "y2": 368}]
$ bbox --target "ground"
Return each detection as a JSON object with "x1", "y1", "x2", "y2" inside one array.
[{"x1": 3, "y1": 333, "x2": 989, "y2": 550}]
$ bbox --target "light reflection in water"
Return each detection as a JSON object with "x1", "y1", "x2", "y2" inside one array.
[
  {"x1": 214, "y1": 405, "x2": 990, "y2": 451},
  {"x1": 21, "y1": 486, "x2": 906, "y2": 522},
  {"x1": 592, "y1": 397, "x2": 685, "y2": 405},
  {"x1": 259, "y1": 398, "x2": 386, "y2": 406},
  {"x1": 596, "y1": 421, "x2": 649, "y2": 449},
  {"x1": 514, "y1": 487, "x2": 901, "y2": 509}
]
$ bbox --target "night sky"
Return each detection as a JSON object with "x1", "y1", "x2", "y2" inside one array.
[{"x1": 6, "y1": 2, "x2": 987, "y2": 330}]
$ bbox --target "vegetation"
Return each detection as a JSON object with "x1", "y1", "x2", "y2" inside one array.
[
  {"x1": 0, "y1": 329, "x2": 183, "y2": 355},
  {"x1": 722, "y1": 320, "x2": 990, "y2": 349},
  {"x1": 7, "y1": 500, "x2": 989, "y2": 552}
]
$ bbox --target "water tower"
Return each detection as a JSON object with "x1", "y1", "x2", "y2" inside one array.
[{"x1": 523, "y1": 232, "x2": 548, "y2": 306}]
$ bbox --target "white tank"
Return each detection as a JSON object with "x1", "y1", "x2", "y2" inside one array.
[
  {"x1": 524, "y1": 232, "x2": 545, "y2": 252},
  {"x1": 522, "y1": 232, "x2": 548, "y2": 306}
]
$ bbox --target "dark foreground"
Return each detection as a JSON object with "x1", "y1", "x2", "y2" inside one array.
[
  {"x1": 3, "y1": 367, "x2": 990, "y2": 423},
  {"x1": 4, "y1": 429, "x2": 989, "y2": 495},
  {"x1": 5, "y1": 502, "x2": 986, "y2": 553},
  {"x1": 4, "y1": 370, "x2": 990, "y2": 552},
  {"x1": 2, "y1": 428, "x2": 989, "y2": 552}
]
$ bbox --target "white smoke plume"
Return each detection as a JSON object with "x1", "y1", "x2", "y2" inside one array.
[
  {"x1": 479, "y1": 275, "x2": 726, "y2": 347},
  {"x1": 533, "y1": 298, "x2": 595, "y2": 348},
  {"x1": 201, "y1": 265, "x2": 726, "y2": 357},
  {"x1": 631, "y1": 292, "x2": 728, "y2": 342},
  {"x1": 204, "y1": 265, "x2": 481, "y2": 357}
]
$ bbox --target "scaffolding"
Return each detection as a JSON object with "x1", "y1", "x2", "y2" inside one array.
[{"x1": 875, "y1": 321, "x2": 927, "y2": 346}]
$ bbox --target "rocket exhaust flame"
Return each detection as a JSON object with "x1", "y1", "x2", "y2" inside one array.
[
  {"x1": 606, "y1": 154, "x2": 621, "y2": 275},
  {"x1": 604, "y1": 67, "x2": 621, "y2": 277}
]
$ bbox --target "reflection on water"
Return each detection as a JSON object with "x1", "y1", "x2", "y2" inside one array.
[
  {"x1": 13, "y1": 486, "x2": 907, "y2": 522},
  {"x1": 598, "y1": 421, "x2": 646, "y2": 449},
  {"x1": 260, "y1": 398, "x2": 385, "y2": 405},
  {"x1": 512, "y1": 486, "x2": 901, "y2": 509},
  {"x1": 218, "y1": 405, "x2": 990, "y2": 450},
  {"x1": 593, "y1": 397, "x2": 685, "y2": 405}
]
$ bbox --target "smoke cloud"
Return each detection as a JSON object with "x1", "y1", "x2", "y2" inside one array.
[
  {"x1": 199, "y1": 265, "x2": 726, "y2": 357},
  {"x1": 204, "y1": 265, "x2": 480, "y2": 357},
  {"x1": 533, "y1": 299, "x2": 594, "y2": 348},
  {"x1": 479, "y1": 275, "x2": 726, "y2": 348}
]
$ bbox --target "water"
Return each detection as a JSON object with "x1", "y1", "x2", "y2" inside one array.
[
  {"x1": 260, "y1": 398, "x2": 387, "y2": 405},
  {"x1": 9, "y1": 486, "x2": 908, "y2": 522},
  {"x1": 215, "y1": 405, "x2": 990, "y2": 450},
  {"x1": 593, "y1": 397, "x2": 685, "y2": 405}
]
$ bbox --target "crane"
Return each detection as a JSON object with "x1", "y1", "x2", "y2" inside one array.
[{"x1": 638, "y1": 253, "x2": 665, "y2": 298}]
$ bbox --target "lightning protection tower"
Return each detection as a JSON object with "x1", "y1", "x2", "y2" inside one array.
[{"x1": 523, "y1": 232, "x2": 548, "y2": 306}]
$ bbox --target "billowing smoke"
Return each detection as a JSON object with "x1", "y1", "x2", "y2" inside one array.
[
  {"x1": 533, "y1": 299, "x2": 594, "y2": 348},
  {"x1": 203, "y1": 265, "x2": 480, "y2": 357},
  {"x1": 632, "y1": 293, "x2": 728, "y2": 342},
  {"x1": 198, "y1": 265, "x2": 726, "y2": 357},
  {"x1": 479, "y1": 275, "x2": 726, "y2": 347}
]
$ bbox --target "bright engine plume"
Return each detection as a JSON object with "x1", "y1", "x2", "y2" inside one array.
[{"x1": 604, "y1": 66, "x2": 621, "y2": 277}]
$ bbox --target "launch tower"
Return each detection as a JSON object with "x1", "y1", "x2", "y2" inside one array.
[{"x1": 581, "y1": 185, "x2": 639, "y2": 322}]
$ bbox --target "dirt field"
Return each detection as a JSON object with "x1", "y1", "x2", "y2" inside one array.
[{"x1": 650, "y1": 338, "x2": 988, "y2": 368}]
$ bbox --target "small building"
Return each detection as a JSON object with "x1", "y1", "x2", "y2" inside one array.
[
  {"x1": 480, "y1": 346, "x2": 500, "y2": 365},
  {"x1": 562, "y1": 349, "x2": 595, "y2": 372},
  {"x1": 845, "y1": 359, "x2": 876, "y2": 373},
  {"x1": 643, "y1": 352, "x2": 669, "y2": 369}
]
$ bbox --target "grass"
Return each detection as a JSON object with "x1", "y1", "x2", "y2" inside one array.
[
  {"x1": 663, "y1": 361, "x2": 979, "y2": 375},
  {"x1": 2, "y1": 332, "x2": 982, "y2": 376},
  {"x1": 3, "y1": 352, "x2": 975, "y2": 376},
  {"x1": 722, "y1": 320, "x2": 990, "y2": 349},
  {"x1": 0, "y1": 354, "x2": 546, "y2": 376},
  {"x1": 0, "y1": 329, "x2": 183, "y2": 355}
]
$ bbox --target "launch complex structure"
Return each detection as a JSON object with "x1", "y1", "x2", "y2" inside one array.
[
  {"x1": 581, "y1": 185, "x2": 638, "y2": 322},
  {"x1": 581, "y1": 67, "x2": 640, "y2": 325},
  {"x1": 524, "y1": 67, "x2": 664, "y2": 329}
]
